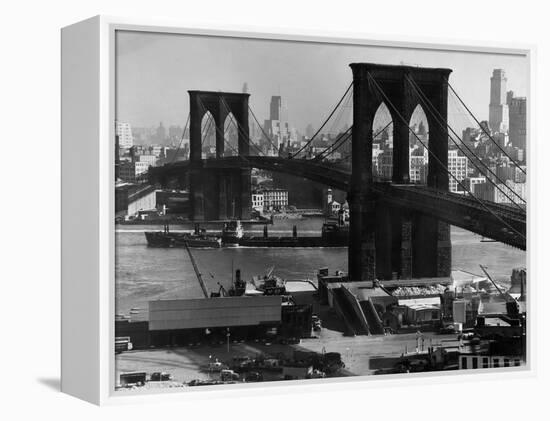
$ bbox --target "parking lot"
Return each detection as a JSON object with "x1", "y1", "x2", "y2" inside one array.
[{"x1": 115, "y1": 326, "x2": 460, "y2": 388}]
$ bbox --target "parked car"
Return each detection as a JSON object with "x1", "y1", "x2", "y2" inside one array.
[
  {"x1": 439, "y1": 324, "x2": 456, "y2": 334},
  {"x1": 245, "y1": 371, "x2": 263, "y2": 382},
  {"x1": 458, "y1": 331, "x2": 475, "y2": 340},
  {"x1": 150, "y1": 372, "x2": 172, "y2": 381},
  {"x1": 307, "y1": 369, "x2": 326, "y2": 379}
]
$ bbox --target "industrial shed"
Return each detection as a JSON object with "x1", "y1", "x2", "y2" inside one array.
[{"x1": 149, "y1": 296, "x2": 282, "y2": 331}]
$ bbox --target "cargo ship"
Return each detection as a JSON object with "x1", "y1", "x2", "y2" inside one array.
[{"x1": 145, "y1": 224, "x2": 222, "y2": 248}]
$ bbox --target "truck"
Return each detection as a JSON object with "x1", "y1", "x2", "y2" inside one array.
[
  {"x1": 150, "y1": 372, "x2": 172, "y2": 381},
  {"x1": 220, "y1": 369, "x2": 240, "y2": 382},
  {"x1": 115, "y1": 336, "x2": 133, "y2": 354},
  {"x1": 119, "y1": 372, "x2": 146, "y2": 387}
]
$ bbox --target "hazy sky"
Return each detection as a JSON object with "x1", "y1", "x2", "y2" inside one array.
[{"x1": 115, "y1": 30, "x2": 528, "y2": 134}]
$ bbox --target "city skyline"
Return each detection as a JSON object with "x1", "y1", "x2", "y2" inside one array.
[{"x1": 115, "y1": 31, "x2": 528, "y2": 135}]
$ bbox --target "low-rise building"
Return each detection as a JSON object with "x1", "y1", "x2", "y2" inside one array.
[
  {"x1": 459, "y1": 354, "x2": 523, "y2": 370},
  {"x1": 156, "y1": 190, "x2": 189, "y2": 215},
  {"x1": 115, "y1": 183, "x2": 157, "y2": 218},
  {"x1": 136, "y1": 154, "x2": 157, "y2": 167},
  {"x1": 328, "y1": 200, "x2": 341, "y2": 215},
  {"x1": 263, "y1": 188, "x2": 288, "y2": 210},
  {"x1": 457, "y1": 176, "x2": 486, "y2": 195},
  {"x1": 473, "y1": 180, "x2": 526, "y2": 204},
  {"x1": 377, "y1": 149, "x2": 393, "y2": 180},
  {"x1": 251, "y1": 192, "x2": 264, "y2": 212},
  {"x1": 118, "y1": 161, "x2": 150, "y2": 183},
  {"x1": 409, "y1": 147, "x2": 428, "y2": 184}
]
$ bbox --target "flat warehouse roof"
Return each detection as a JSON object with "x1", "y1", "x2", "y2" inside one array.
[{"x1": 148, "y1": 296, "x2": 282, "y2": 331}]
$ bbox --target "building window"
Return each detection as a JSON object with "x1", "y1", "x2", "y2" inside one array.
[
  {"x1": 482, "y1": 357, "x2": 489, "y2": 368},
  {"x1": 472, "y1": 357, "x2": 478, "y2": 369},
  {"x1": 494, "y1": 358, "x2": 499, "y2": 368},
  {"x1": 514, "y1": 359, "x2": 521, "y2": 367},
  {"x1": 461, "y1": 357, "x2": 468, "y2": 369},
  {"x1": 504, "y1": 359, "x2": 510, "y2": 367}
]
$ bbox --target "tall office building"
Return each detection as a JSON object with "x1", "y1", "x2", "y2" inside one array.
[
  {"x1": 489, "y1": 69, "x2": 509, "y2": 133},
  {"x1": 264, "y1": 95, "x2": 290, "y2": 152},
  {"x1": 270, "y1": 96, "x2": 282, "y2": 120},
  {"x1": 448, "y1": 149, "x2": 469, "y2": 193},
  {"x1": 508, "y1": 96, "x2": 527, "y2": 151},
  {"x1": 115, "y1": 121, "x2": 134, "y2": 149},
  {"x1": 156, "y1": 122, "x2": 166, "y2": 144}
]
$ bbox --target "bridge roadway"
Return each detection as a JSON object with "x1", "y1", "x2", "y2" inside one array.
[{"x1": 150, "y1": 156, "x2": 526, "y2": 250}]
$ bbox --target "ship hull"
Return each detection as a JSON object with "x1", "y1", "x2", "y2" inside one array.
[{"x1": 145, "y1": 231, "x2": 222, "y2": 248}]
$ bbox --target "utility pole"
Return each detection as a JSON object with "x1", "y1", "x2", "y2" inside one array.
[{"x1": 226, "y1": 327, "x2": 230, "y2": 353}]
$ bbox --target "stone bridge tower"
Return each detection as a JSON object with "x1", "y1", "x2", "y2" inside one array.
[
  {"x1": 188, "y1": 91, "x2": 251, "y2": 221},
  {"x1": 348, "y1": 63, "x2": 452, "y2": 282}
]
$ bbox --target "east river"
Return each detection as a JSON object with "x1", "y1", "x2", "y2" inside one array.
[{"x1": 115, "y1": 218, "x2": 526, "y2": 316}]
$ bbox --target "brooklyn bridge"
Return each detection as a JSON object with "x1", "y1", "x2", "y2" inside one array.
[{"x1": 146, "y1": 63, "x2": 526, "y2": 283}]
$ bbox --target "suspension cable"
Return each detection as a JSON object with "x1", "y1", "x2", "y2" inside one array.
[
  {"x1": 169, "y1": 113, "x2": 190, "y2": 164},
  {"x1": 218, "y1": 97, "x2": 264, "y2": 157},
  {"x1": 367, "y1": 72, "x2": 525, "y2": 240},
  {"x1": 406, "y1": 75, "x2": 525, "y2": 209},
  {"x1": 316, "y1": 130, "x2": 352, "y2": 160},
  {"x1": 340, "y1": 122, "x2": 393, "y2": 162},
  {"x1": 327, "y1": 86, "x2": 353, "y2": 137},
  {"x1": 291, "y1": 81, "x2": 353, "y2": 158},
  {"x1": 197, "y1": 97, "x2": 238, "y2": 158},
  {"x1": 197, "y1": 96, "x2": 256, "y2": 164},
  {"x1": 200, "y1": 113, "x2": 215, "y2": 149},
  {"x1": 447, "y1": 82, "x2": 526, "y2": 175},
  {"x1": 226, "y1": 111, "x2": 265, "y2": 157},
  {"x1": 313, "y1": 126, "x2": 353, "y2": 161}
]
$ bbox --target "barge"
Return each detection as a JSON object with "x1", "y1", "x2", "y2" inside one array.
[{"x1": 145, "y1": 224, "x2": 222, "y2": 248}]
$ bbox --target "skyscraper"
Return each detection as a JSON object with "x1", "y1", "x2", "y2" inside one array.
[
  {"x1": 156, "y1": 122, "x2": 166, "y2": 144},
  {"x1": 269, "y1": 96, "x2": 281, "y2": 120},
  {"x1": 489, "y1": 69, "x2": 509, "y2": 133},
  {"x1": 264, "y1": 95, "x2": 290, "y2": 152},
  {"x1": 508, "y1": 96, "x2": 527, "y2": 151},
  {"x1": 115, "y1": 121, "x2": 134, "y2": 149}
]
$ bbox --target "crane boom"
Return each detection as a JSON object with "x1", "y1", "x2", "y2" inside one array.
[
  {"x1": 479, "y1": 265, "x2": 511, "y2": 302},
  {"x1": 184, "y1": 241, "x2": 209, "y2": 298}
]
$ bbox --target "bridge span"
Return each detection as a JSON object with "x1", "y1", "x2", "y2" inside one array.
[{"x1": 149, "y1": 156, "x2": 526, "y2": 250}]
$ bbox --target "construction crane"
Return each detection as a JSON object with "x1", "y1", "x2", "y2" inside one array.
[
  {"x1": 479, "y1": 264, "x2": 519, "y2": 315},
  {"x1": 184, "y1": 241, "x2": 210, "y2": 298},
  {"x1": 479, "y1": 265, "x2": 507, "y2": 298}
]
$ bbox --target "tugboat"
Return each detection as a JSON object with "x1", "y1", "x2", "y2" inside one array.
[
  {"x1": 145, "y1": 224, "x2": 222, "y2": 248},
  {"x1": 210, "y1": 269, "x2": 247, "y2": 297},
  {"x1": 321, "y1": 211, "x2": 349, "y2": 246},
  {"x1": 221, "y1": 220, "x2": 244, "y2": 245},
  {"x1": 252, "y1": 266, "x2": 287, "y2": 295}
]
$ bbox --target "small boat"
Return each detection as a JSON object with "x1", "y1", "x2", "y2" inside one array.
[
  {"x1": 222, "y1": 220, "x2": 244, "y2": 244},
  {"x1": 321, "y1": 221, "x2": 349, "y2": 246},
  {"x1": 145, "y1": 224, "x2": 222, "y2": 248},
  {"x1": 252, "y1": 267, "x2": 287, "y2": 296}
]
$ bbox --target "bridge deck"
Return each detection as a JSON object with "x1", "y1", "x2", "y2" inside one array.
[{"x1": 150, "y1": 156, "x2": 526, "y2": 250}]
